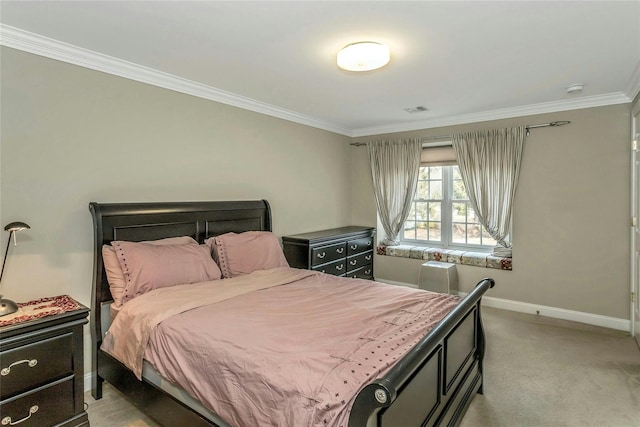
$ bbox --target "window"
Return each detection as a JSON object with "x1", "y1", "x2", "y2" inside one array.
[{"x1": 403, "y1": 165, "x2": 497, "y2": 249}]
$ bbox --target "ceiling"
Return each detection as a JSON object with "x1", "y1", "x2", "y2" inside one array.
[{"x1": 1, "y1": 1, "x2": 639, "y2": 137}]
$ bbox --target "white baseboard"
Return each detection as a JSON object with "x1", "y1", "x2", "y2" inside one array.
[
  {"x1": 85, "y1": 373, "x2": 92, "y2": 393},
  {"x1": 376, "y1": 278, "x2": 631, "y2": 332}
]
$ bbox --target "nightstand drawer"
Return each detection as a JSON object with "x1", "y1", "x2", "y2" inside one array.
[
  {"x1": 347, "y1": 237, "x2": 374, "y2": 255},
  {"x1": 1, "y1": 333, "x2": 73, "y2": 398},
  {"x1": 311, "y1": 243, "x2": 346, "y2": 267},
  {"x1": 0, "y1": 377, "x2": 75, "y2": 427},
  {"x1": 346, "y1": 250, "x2": 373, "y2": 272},
  {"x1": 311, "y1": 258, "x2": 346, "y2": 276}
]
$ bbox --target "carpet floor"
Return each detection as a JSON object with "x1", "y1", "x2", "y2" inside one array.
[{"x1": 85, "y1": 307, "x2": 640, "y2": 427}]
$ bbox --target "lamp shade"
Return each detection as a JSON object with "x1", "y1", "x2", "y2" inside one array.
[
  {"x1": 337, "y1": 42, "x2": 390, "y2": 72},
  {"x1": 4, "y1": 222, "x2": 30, "y2": 232}
]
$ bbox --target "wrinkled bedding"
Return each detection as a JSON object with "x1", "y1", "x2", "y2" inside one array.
[{"x1": 102, "y1": 267, "x2": 461, "y2": 427}]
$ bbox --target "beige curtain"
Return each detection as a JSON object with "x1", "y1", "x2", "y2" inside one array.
[
  {"x1": 451, "y1": 127, "x2": 526, "y2": 255},
  {"x1": 367, "y1": 139, "x2": 422, "y2": 245}
]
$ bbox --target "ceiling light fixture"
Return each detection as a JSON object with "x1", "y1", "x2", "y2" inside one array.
[{"x1": 337, "y1": 42, "x2": 390, "y2": 72}]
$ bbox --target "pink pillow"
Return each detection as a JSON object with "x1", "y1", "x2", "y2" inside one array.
[
  {"x1": 208, "y1": 231, "x2": 289, "y2": 278},
  {"x1": 103, "y1": 236, "x2": 199, "y2": 307},
  {"x1": 113, "y1": 241, "x2": 222, "y2": 305}
]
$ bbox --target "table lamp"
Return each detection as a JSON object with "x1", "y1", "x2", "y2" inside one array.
[{"x1": 0, "y1": 221, "x2": 30, "y2": 316}]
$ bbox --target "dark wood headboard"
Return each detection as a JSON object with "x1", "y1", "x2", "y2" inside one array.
[
  {"x1": 89, "y1": 199, "x2": 271, "y2": 336},
  {"x1": 88, "y1": 200, "x2": 272, "y2": 405},
  {"x1": 89, "y1": 200, "x2": 271, "y2": 304}
]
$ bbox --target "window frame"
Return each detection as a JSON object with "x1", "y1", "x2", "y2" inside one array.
[{"x1": 402, "y1": 164, "x2": 497, "y2": 252}]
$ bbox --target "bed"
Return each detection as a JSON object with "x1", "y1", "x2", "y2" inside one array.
[{"x1": 89, "y1": 199, "x2": 494, "y2": 427}]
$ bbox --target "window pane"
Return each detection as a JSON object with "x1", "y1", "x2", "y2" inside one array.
[
  {"x1": 416, "y1": 181, "x2": 429, "y2": 199},
  {"x1": 452, "y1": 166, "x2": 462, "y2": 180},
  {"x1": 467, "y1": 204, "x2": 479, "y2": 223},
  {"x1": 429, "y1": 166, "x2": 442, "y2": 180},
  {"x1": 429, "y1": 222, "x2": 441, "y2": 241},
  {"x1": 452, "y1": 179, "x2": 467, "y2": 200},
  {"x1": 416, "y1": 222, "x2": 429, "y2": 240},
  {"x1": 481, "y1": 227, "x2": 497, "y2": 246},
  {"x1": 452, "y1": 202, "x2": 467, "y2": 222},
  {"x1": 407, "y1": 203, "x2": 416, "y2": 221},
  {"x1": 429, "y1": 202, "x2": 441, "y2": 221},
  {"x1": 467, "y1": 224, "x2": 481, "y2": 245},
  {"x1": 452, "y1": 223, "x2": 466, "y2": 243},
  {"x1": 404, "y1": 221, "x2": 416, "y2": 240},
  {"x1": 429, "y1": 180, "x2": 442, "y2": 199},
  {"x1": 416, "y1": 202, "x2": 429, "y2": 220},
  {"x1": 418, "y1": 167, "x2": 429, "y2": 180}
]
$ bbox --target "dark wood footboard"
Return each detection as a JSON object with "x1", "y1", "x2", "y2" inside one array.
[{"x1": 349, "y1": 278, "x2": 495, "y2": 427}]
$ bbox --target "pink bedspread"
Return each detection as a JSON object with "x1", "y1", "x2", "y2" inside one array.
[{"x1": 103, "y1": 267, "x2": 461, "y2": 427}]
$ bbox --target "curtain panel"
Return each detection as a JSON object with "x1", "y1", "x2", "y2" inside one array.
[
  {"x1": 451, "y1": 127, "x2": 526, "y2": 254},
  {"x1": 367, "y1": 139, "x2": 422, "y2": 246}
]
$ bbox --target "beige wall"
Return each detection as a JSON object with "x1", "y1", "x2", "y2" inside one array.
[
  {"x1": 0, "y1": 48, "x2": 353, "y2": 372},
  {"x1": 352, "y1": 104, "x2": 631, "y2": 320}
]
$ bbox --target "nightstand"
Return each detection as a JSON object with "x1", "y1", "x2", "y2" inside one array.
[{"x1": 0, "y1": 296, "x2": 89, "y2": 427}]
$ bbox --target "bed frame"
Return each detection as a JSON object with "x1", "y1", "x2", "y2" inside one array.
[{"x1": 89, "y1": 200, "x2": 495, "y2": 427}]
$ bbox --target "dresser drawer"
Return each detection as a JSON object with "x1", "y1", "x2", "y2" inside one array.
[
  {"x1": 312, "y1": 258, "x2": 346, "y2": 276},
  {"x1": 347, "y1": 237, "x2": 374, "y2": 255},
  {"x1": 1, "y1": 333, "x2": 73, "y2": 398},
  {"x1": 0, "y1": 377, "x2": 75, "y2": 427},
  {"x1": 346, "y1": 250, "x2": 373, "y2": 272},
  {"x1": 347, "y1": 265, "x2": 374, "y2": 280},
  {"x1": 311, "y1": 243, "x2": 346, "y2": 267}
]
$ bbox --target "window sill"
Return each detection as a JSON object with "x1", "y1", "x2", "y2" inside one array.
[{"x1": 376, "y1": 245, "x2": 512, "y2": 271}]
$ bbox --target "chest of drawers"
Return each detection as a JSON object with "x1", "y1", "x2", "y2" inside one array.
[
  {"x1": 0, "y1": 303, "x2": 89, "y2": 427},
  {"x1": 282, "y1": 226, "x2": 375, "y2": 279}
]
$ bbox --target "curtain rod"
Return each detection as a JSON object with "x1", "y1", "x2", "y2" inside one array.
[{"x1": 350, "y1": 120, "x2": 571, "y2": 146}]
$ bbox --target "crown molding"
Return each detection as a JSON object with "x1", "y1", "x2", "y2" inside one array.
[
  {"x1": 0, "y1": 25, "x2": 352, "y2": 136},
  {"x1": 351, "y1": 92, "x2": 632, "y2": 137},
  {"x1": 1, "y1": 24, "x2": 634, "y2": 139},
  {"x1": 625, "y1": 60, "x2": 640, "y2": 102}
]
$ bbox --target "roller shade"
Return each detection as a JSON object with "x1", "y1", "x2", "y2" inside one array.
[{"x1": 420, "y1": 145, "x2": 457, "y2": 166}]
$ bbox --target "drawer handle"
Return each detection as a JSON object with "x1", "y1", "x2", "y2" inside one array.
[
  {"x1": 367, "y1": 241, "x2": 372, "y2": 246},
  {"x1": 365, "y1": 255, "x2": 372, "y2": 261},
  {"x1": 316, "y1": 252, "x2": 326, "y2": 259},
  {"x1": 1, "y1": 359, "x2": 38, "y2": 376},
  {"x1": 365, "y1": 269, "x2": 372, "y2": 274},
  {"x1": 336, "y1": 248, "x2": 344, "y2": 254},
  {"x1": 350, "y1": 260, "x2": 357, "y2": 266},
  {"x1": 350, "y1": 245, "x2": 358, "y2": 250},
  {"x1": 2, "y1": 405, "x2": 39, "y2": 425},
  {"x1": 336, "y1": 264, "x2": 344, "y2": 271}
]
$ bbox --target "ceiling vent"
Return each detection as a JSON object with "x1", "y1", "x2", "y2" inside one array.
[{"x1": 404, "y1": 106, "x2": 429, "y2": 114}]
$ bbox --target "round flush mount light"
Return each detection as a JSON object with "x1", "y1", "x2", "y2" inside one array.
[{"x1": 337, "y1": 42, "x2": 390, "y2": 72}]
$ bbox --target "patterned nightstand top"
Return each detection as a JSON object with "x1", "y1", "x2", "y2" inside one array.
[{"x1": 0, "y1": 295, "x2": 83, "y2": 327}]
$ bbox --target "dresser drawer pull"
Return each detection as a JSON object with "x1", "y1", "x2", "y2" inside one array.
[
  {"x1": 316, "y1": 252, "x2": 326, "y2": 259},
  {"x1": 350, "y1": 260, "x2": 358, "y2": 266},
  {"x1": 367, "y1": 241, "x2": 372, "y2": 246},
  {"x1": 1, "y1": 359, "x2": 38, "y2": 376},
  {"x1": 336, "y1": 264, "x2": 344, "y2": 271},
  {"x1": 365, "y1": 255, "x2": 372, "y2": 261},
  {"x1": 365, "y1": 269, "x2": 372, "y2": 274},
  {"x1": 350, "y1": 244, "x2": 358, "y2": 250},
  {"x1": 336, "y1": 248, "x2": 344, "y2": 254},
  {"x1": 2, "y1": 405, "x2": 39, "y2": 425}
]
